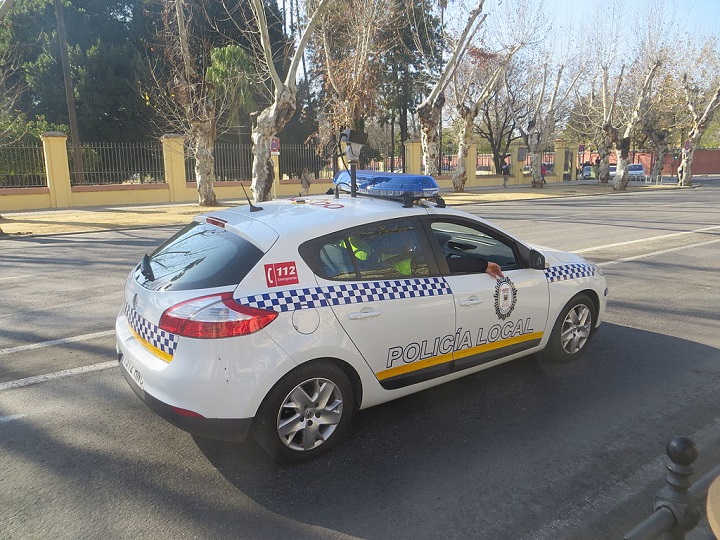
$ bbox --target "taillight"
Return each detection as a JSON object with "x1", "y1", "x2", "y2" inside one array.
[{"x1": 159, "y1": 292, "x2": 278, "y2": 339}]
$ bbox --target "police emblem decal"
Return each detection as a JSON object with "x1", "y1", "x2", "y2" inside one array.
[{"x1": 494, "y1": 277, "x2": 517, "y2": 320}]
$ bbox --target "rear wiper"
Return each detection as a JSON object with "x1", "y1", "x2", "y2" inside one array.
[{"x1": 140, "y1": 254, "x2": 155, "y2": 281}]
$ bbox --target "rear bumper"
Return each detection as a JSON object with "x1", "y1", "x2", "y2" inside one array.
[{"x1": 118, "y1": 353, "x2": 252, "y2": 442}]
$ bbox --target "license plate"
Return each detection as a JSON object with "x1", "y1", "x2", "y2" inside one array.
[{"x1": 120, "y1": 355, "x2": 144, "y2": 390}]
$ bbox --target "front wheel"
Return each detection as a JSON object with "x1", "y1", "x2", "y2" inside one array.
[
  {"x1": 252, "y1": 361, "x2": 354, "y2": 463},
  {"x1": 542, "y1": 293, "x2": 595, "y2": 362}
]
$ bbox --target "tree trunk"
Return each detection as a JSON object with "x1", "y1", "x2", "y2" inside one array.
[
  {"x1": 451, "y1": 111, "x2": 474, "y2": 192},
  {"x1": 529, "y1": 150, "x2": 542, "y2": 188},
  {"x1": 678, "y1": 143, "x2": 696, "y2": 187},
  {"x1": 597, "y1": 126, "x2": 615, "y2": 184},
  {"x1": 251, "y1": 87, "x2": 296, "y2": 202},
  {"x1": 193, "y1": 119, "x2": 218, "y2": 206},
  {"x1": 678, "y1": 126, "x2": 705, "y2": 186},
  {"x1": 646, "y1": 128, "x2": 668, "y2": 183},
  {"x1": 417, "y1": 94, "x2": 445, "y2": 177},
  {"x1": 613, "y1": 136, "x2": 631, "y2": 191}
]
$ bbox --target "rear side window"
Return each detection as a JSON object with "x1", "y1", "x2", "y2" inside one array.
[
  {"x1": 137, "y1": 222, "x2": 263, "y2": 291},
  {"x1": 302, "y1": 219, "x2": 432, "y2": 280}
]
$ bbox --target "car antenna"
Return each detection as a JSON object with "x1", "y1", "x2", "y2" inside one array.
[{"x1": 240, "y1": 184, "x2": 263, "y2": 212}]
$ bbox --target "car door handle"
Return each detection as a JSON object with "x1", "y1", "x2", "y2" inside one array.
[
  {"x1": 348, "y1": 310, "x2": 382, "y2": 320},
  {"x1": 459, "y1": 297, "x2": 483, "y2": 306}
]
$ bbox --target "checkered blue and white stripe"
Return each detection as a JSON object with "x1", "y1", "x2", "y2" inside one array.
[
  {"x1": 124, "y1": 303, "x2": 178, "y2": 356},
  {"x1": 239, "y1": 277, "x2": 452, "y2": 313},
  {"x1": 544, "y1": 263, "x2": 596, "y2": 283}
]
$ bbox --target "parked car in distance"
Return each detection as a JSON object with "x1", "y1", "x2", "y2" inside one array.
[
  {"x1": 608, "y1": 165, "x2": 617, "y2": 179},
  {"x1": 628, "y1": 163, "x2": 646, "y2": 180},
  {"x1": 582, "y1": 165, "x2": 593, "y2": 179}
]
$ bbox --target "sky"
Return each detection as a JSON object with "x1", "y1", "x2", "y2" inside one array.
[{"x1": 551, "y1": 0, "x2": 720, "y2": 43}]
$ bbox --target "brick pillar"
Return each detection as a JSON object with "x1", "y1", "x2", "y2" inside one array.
[
  {"x1": 161, "y1": 134, "x2": 186, "y2": 202},
  {"x1": 41, "y1": 132, "x2": 72, "y2": 208},
  {"x1": 404, "y1": 139, "x2": 422, "y2": 174},
  {"x1": 510, "y1": 140, "x2": 525, "y2": 185}
]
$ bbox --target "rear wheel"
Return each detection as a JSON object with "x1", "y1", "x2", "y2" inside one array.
[
  {"x1": 543, "y1": 293, "x2": 595, "y2": 362},
  {"x1": 252, "y1": 361, "x2": 354, "y2": 463}
]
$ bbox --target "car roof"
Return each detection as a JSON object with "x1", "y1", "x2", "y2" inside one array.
[{"x1": 196, "y1": 195, "x2": 478, "y2": 245}]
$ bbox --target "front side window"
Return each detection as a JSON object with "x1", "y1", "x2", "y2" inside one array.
[
  {"x1": 305, "y1": 219, "x2": 431, "y2": 281},
  {"x1": 429, "y1": 220, "x2": 519, "y2": 274}
]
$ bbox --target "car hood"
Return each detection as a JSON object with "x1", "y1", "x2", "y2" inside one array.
[{"x1": 531, "y1": 245, "x2": 591, "y2": 266}]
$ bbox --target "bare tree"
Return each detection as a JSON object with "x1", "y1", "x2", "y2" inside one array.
[
  {"x1": 678, "y1": 40, "x2": 720, "y2": 186},
  {"x1": 0, "y1": 0, "x2": 13, "y2": 21},
  {"x1": 507, "y1": 60, "x2": 581, "y2": 187},
  {"x1": 0, "y1": 45, "x2": 26, "y2": 145},
  {"x1": 449, "y1": 45, "x2": 520, "y2": 191},
  {"x1": 416, "y1": 0, "x2": 486, "y2": 177},
  {"x1": 147, "y1": 1, "x2": 251, "y2": 206},
  {"x1": 316, "y1": 0, "x2": 392, "y2": 134},
  {"x1": 611, "y1": 60, "x2": 661, "y2": 190},
  {"x1": 248, "y1": 0, "x2": 333, "y2": 202},
  {"x1": 474, "y1": 85, "x2": 516, "y2": 174}
]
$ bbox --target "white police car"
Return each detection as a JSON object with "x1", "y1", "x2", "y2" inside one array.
[{"x1": 116, "y1": 171, "x2": 607, "y2": 462}]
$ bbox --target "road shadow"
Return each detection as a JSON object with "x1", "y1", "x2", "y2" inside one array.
[{"x1": 194, "y1": 322, "x2": 720, "y2": 539}]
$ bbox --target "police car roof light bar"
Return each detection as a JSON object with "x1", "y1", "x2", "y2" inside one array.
[{"x1": 332, "y1": 170, "x2": 446, "y2": 207}]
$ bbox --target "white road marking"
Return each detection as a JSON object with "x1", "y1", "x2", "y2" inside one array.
[
  {"x1": 0, "y1": 361, "x2": 117, "y2": 391},
  {"x1": 2, "y1": 230, "x2": 720, "y2": 391},
  {"x1": 574, "y1": 225, "x2": 720, "y2": 254},
  {"x1": 0, "y1": 330, "x2": 115, "y2": 356},
  {"x1": 0, "y1": 298, "x2": 116, "y2": 319},
  {"x1": 0, "y1": 414, "x2": 27, "y2": 423},
  {"x1": 0, "y1": 275, "x2": 41, "y2": 281},
  {"x1": 597, "y1": 237, "x2": 720, "y2": 267}
]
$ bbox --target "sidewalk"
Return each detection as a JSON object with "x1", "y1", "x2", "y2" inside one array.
[{"x1": 0, "y1": 179, "x2": 691, "y2": 238}]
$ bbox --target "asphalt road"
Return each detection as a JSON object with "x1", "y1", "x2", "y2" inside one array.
[{"x1": 1, "y1": 180, "x2": 719, "y2": 539}]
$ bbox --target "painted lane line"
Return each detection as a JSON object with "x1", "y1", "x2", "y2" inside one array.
[
  {"x1": 3, "y1": 235, "x2": 720, "y2": 391},
  {"x1": 0, "y1": 298, "x2": 117, "y2": 319},
  {"x1": 575, "y1": 225, "x2": 720, "y2": 254},
  {"x1": 0, "y1": 361, "x2": 117, "y2": 392},
  {"x1": 597, "y1": 237, "x2": 720, "y2": 267},
  {"x1": 0, "y1": 414, "x2": 27, "y2": 423},
  {"x1": 0, "y1": 330, "x2": 115, "y2": 356},
  {"x1": 0, "y1": 275, "x2": 41, "y2": 281}
]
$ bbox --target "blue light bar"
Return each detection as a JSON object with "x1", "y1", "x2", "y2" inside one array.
[{"x1": 333, "y1": 170, "x2": 440, "y2": 197}]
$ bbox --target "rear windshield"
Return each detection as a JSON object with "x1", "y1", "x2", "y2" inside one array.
[
  {"x1": 629, "y1": 164, "x2": 644, "y2": 170},
  {"x1": 137, "y1": 222, "x2": 263, "y2": 291}
]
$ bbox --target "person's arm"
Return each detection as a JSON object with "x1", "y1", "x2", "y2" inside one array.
[
  {"x1": 446, "y1": 256, "x2": 504, "y2": 278},
  {"x1": 485, "y1": 261, "x2": 504, "y2": 279}
]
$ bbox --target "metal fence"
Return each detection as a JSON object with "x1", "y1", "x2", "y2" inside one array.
[
  {"x1": 185, "y1": 142, "x2": 339, "y2": 182},
  {"x1": 476, "y1": 153, "x2": 496, "y2": 173},
  {"x1": 524, "y1": 151, "x2": 555, "y2": 171},
  {"x1": 185, "y1": 142, "x2": 254, "y2": 183},
  {"x1": 68, "y1": 142, "x2": 164, "y2": 186},
  {"x1": 0, "y1": 143, "x2": 46, "y2": 188}
]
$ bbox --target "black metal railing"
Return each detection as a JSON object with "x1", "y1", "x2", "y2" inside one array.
[
  {"x1": 68, "y1": 142, "x2": 164, "y2": 186},
  {"x1": 625, "y1": 436, "x2": 720, "y2": 539},
  {"x1": 0, "y1": 143, "x2": 46, "y2": 187}
]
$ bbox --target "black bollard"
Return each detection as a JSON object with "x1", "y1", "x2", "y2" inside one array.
[{"x1": 653, "y1": 437, "x2": 702, "y2": 540}]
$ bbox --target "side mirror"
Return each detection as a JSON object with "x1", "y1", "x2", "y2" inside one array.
[{"x1": 530, "y1": 249, "x2": 546, "y2": 270}]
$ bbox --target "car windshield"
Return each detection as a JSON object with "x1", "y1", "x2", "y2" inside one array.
[
  {"x1": 137, "y1": 222, "x2": 263, "y2": 291},
  {"x1": 629, "y1": 164, "x2": 643, "y2": 171}
]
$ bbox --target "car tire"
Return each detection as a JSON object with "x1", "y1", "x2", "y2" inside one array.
[
  {"x1": 542, "y1": 293, "x2": 596, "y2": 362},
  {"x1": 252, "y1": 361, "x2": 354, "y2": 463}
]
